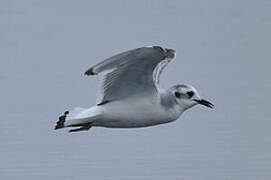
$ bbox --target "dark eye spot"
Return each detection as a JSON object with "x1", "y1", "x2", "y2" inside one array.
[
  {"x1": 175, "y1": 92, "x2": 181, "y2": 98},
  {"x1": 186, "y1": 91, "x2": 194, "y2": 98}
]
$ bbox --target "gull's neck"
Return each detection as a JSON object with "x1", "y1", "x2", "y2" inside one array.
[{"x1": 159, "y1": 89, "x2": 185, "y2": 120}]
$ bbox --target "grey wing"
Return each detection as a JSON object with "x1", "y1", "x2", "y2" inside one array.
[
  {"x1": 153, "y1": 48, "x2": 176, "y2": 85},
  {"x1": 84, "y1": 46, "x2": 175, "y2": 105},
  {"x1": 153, "y1": 58, "x2": 172, "y2": 85}
]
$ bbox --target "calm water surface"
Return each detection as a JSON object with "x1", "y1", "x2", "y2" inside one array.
[{"x1": 1, "y1": 1, "x2": 271, "y2": 179}]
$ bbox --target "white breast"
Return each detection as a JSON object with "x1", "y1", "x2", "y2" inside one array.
[{"x1": 93, "y1": 96, "x2": 177, "y2": 128}]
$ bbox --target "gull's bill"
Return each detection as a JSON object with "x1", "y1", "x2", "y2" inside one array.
[{"x1": 195, "y1": 99, "x2": 214, "y2": 108}]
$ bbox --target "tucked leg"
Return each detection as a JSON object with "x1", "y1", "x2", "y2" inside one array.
[{"x1": 68, "y1": 123, "x2": 92, "y2": 133}]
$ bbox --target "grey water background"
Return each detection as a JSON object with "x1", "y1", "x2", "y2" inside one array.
[{"x1": 1, "y1": 0, "x2": 271, "y2": 179}]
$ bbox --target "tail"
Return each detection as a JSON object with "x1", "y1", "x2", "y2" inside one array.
[{"x1": 54, "y1": 107, "x2": 86, "y2": 130}]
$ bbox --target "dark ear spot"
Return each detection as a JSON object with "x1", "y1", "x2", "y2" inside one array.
[
  {"x1": 175, "y1": 92, "x2": 181, "y2": 98},
  {"x1": 186, "y1": 91, "x2": 194, "y2": 98}
]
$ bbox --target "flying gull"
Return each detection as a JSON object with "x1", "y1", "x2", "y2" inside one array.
[{"x1": 55, "y1": 46, "x2": 214, "y2": 132}]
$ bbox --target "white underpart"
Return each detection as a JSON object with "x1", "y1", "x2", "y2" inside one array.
[{"x1": 63, "y1": 46, "x2": 184, "y2": 128}]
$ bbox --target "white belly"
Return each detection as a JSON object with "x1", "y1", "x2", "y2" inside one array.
[{"x1": 92, "y1": 99, "x2": 177, "y2": 128}]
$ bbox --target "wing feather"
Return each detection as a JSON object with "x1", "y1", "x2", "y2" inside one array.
[
  {"x1": 153, "y1": 58, "x2": 172, "y2": 85},
  {"x1": 85, "y1": 46, "x2": 175, "y2": 105}
]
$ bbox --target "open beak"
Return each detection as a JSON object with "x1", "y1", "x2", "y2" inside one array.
[{"x1": 195, "y1": 99, "x2": 214, "y2": 109}]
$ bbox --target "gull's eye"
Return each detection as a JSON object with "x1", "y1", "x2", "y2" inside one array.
[
  {"x1": 186, "y1": 91, "x2": 194, "y2": 98},
  {"x1": 175, "y1": 92, "x2": 181, "y2": 98}
]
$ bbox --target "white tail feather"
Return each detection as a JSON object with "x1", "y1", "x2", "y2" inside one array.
[
  {"x1": 55, "y1": 106, "x2": 102, "y2": 130},
  {"x1": 65, "y1": 107, "x2": 86, "y2": 121}
]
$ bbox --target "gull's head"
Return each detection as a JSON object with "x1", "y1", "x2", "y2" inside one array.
[{"x1": 170, "y1": 84, "x2": 214, "y2": 111}]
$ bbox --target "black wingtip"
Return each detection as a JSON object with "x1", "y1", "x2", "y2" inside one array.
[
  {"x1": 55, "y1": 116, "x2": 65, "y2": 130},
  {"x1": 153, "y1": 46, "x2": 164, "y2": 52},
  {"x1": 84, "y1": 68, "x2": 95, "y2": 76},
  {"x1": 97, "y1": 100, "x2": 110, "y2": 106},
  {"x1": 54, "y1": 111, "x2": 69, "y2": 130}
]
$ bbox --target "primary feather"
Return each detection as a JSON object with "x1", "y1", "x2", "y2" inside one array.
[{"x1": 84, "y1": 46, "x2": 174, "y2": 105}]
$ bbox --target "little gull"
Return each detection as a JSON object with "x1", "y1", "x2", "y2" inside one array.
[{"x1": 55, "y1": 46, "x2": 214, "y2": 133}]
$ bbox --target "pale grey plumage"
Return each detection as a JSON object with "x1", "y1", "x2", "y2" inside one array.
[
  {"x1": 55, "y1": 46, "x2": 213, "y2": 132},
  {"x1": 85, "y1": 46, "x2": 171, "y2": 105}
]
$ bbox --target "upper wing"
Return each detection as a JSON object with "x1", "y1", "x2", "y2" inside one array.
[{"x1": 84, "y1": 46, "x2": 175, "y2": 105}]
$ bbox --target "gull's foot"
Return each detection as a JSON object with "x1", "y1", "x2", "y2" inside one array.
[{"x1": 68, "y1": 123, "x2": 92, "y2": 133}]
